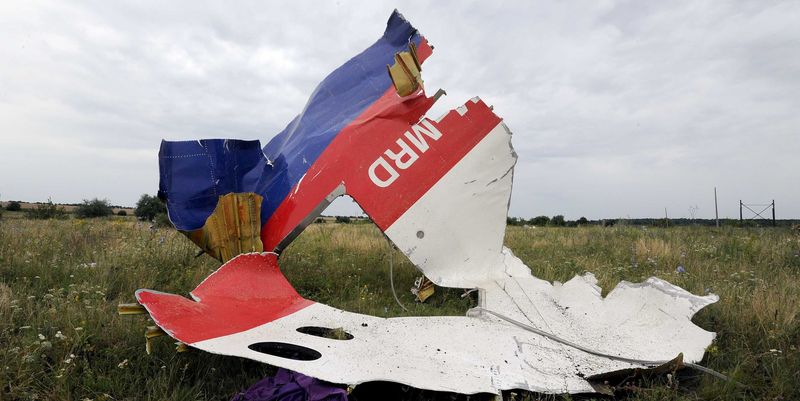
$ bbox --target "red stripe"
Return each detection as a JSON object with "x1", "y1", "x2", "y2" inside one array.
[
  {"x1": 262, "y1": 40, "x2": 502, "y2": 250},
  {"x1": 349, "y1": 99, "x2": 501, "y2": 229},
  {"x1": 136, "y1": 253, "x2": 312, "y2": 344}
]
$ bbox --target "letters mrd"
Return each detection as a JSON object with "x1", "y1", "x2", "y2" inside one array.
[{"x1": 368, "y1": 120, "x2": 442, "y2": 187}]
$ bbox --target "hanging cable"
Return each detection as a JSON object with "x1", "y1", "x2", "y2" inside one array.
[{"x1": 387, "y1": 243, "x2": 409, "y2": 312}]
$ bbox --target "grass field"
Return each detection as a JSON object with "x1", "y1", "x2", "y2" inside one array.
[{"x1": 1, "y1": 217, "x2": 798, "y2": 400}]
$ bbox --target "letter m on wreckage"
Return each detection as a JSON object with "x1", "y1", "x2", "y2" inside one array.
[{"x1": 129, "y1": 10, "x2": 720, "y2": 396}]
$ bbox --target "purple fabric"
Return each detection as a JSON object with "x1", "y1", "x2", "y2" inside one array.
[{"x1": 231, "y1": 368, "x2": 348, "y2": 401}]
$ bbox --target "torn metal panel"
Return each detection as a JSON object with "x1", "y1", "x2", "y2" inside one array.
[
  {"x1": 158, "y1": 139, "x2": 272, "y2": 231},
  {"x1": 157, "y1": 10, "x2": 435, "y2": 249},
  {"x1": 381, "y1": 107, "x2": 514, "y2": 288},
  {"x1": 411, "y1": 276, "x2": 434, "y2": 302},
  {"x1": 136, "y1": 97, "x2": 718, "y2": 395},
  {"x1": 183, "y1": 192, "x2": 264, "y2": 262},
  {"x1": 388, "y1": 42, "x2": 423, "y2": 97},
  {"x1": 133, "y1": 9, "x2": 721, "y2": 396},
  {"x1": 137, "y1": 250, "x2": 716, "y2": 395},
  {"x1": 137, "y1": 254, "x2": 312, "y2": 344}
]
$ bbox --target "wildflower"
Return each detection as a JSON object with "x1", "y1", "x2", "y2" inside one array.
[
  {"x1": 74, "y1": 327, "x2": 84, "y2": 331},
  {"x1": 40, "y1": 341, "x2": 52, "y2": 349},
  {"x1": 38, "y1": 333, "x2": 46, "y2": 340},
  {"x1": 55, "y1": 331, "x2": 67, "y2": 340},
  {"x1": 676, "y1": 265, "x2": 686, "y2": 274}
]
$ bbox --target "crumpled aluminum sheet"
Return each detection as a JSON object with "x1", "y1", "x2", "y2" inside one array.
[
  {"x1": 135, "y1": 10, "x2": 719, "y2": 396},
  {"x1": 137, "y1": 100, "x2": 717, "y2": 394}
]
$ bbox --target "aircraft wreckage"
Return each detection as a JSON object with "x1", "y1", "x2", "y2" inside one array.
[{"x1": 122, "y1": 10, "x2": 721, "y2": 396}]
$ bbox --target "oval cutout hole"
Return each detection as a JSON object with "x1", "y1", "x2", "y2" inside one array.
[
  {"x1": 296, "y1": 326, "x2": 354, "y2": 340},
  {"x1": 248, "y1": 342, "x2": 321, "y2": 361}
]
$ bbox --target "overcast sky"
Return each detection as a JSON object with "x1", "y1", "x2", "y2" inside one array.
[{"x1": 1, "y1": 1, "x2": 798, "y2": 219}]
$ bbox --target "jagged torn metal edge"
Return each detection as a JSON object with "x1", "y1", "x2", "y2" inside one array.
[{"x1": 136, "y1": 98, "x2": 719, "y2": 395}]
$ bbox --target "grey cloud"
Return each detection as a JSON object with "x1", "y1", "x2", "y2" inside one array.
[{"x1": 0, "y1": 0, "x2": 797, "y2": 218}]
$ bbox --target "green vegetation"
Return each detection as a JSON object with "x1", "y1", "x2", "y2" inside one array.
[
  {"x1": 1, "y1": 219, "x2": 798, "y2": 400},
  {"x1": 6, "y1": 201, "x2": 22, "y2": 212},
  {"x1": 134, "y1": 195, "x2": 166, "y2": 222},
  {"x1": 75, "y1": 199, "x2": 113, "y2": 219},
  {"x1": 23, "y1": 198, "x2": 67, "y2": 220}
]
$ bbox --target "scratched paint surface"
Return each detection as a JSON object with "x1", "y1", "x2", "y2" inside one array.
[{"x1": 138, "y1": 10, "x2": 719, "y2": 395}]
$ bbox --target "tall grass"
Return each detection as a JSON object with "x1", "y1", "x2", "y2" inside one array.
[{"x1": 1, "y1": 219, "x2": 798, "y2": 400}]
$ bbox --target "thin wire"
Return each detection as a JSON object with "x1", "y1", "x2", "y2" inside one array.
[
  {"x1": 388, "y1": 244, "x2": 409, "y2": 312},
  {"x1": 470, "y1": 307, "x2": 742, "y2": 386}
]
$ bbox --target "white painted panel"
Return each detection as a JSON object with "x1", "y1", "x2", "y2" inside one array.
[
  {"x1": 143, "y1": 97, "x2": 721, "y2": 395},
  {"x1": 191, "y1": 269, "x2": 717, "y2": 394},
  {"x1": 384, "y1": 120, "x2": 516, "y2": 288}
]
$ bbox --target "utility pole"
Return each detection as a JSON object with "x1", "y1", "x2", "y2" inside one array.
[
  {"x1": 739, "y1": 200, "x2": 743, "y2": 222},
  {"x1": 772, "y1": 200, "x2": 776, "y2": 227},
  {"x1": 714, "y1": 187, "x2": 719, "y2": 228}
]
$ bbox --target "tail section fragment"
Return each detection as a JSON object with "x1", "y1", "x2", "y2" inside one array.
[{"x1": 130, "y1": 9, "x2": 722, "y2": 397}]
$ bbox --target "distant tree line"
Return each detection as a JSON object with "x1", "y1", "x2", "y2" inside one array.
[
  {"x1": 75, "y1": 198, "x2": 113, "y2": 218},
  {"x1": 507, "y1": 216, "x2": 800, "y2": 228},
  {"x1": 3, "y1": 196, "x2": 797, "y2": 228},
  {"x1": 318, "y1": 216, "x2": 373, "y2": 224},
  {"x1": 507, "y1": 215, "x2": 588, "y2": 227},
  {"x1": 0, "y1": 195, "x2": 164, "y2": 222},
  {"x1": 24, "y1": 198, "x2": 68, "y2": 220}
]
